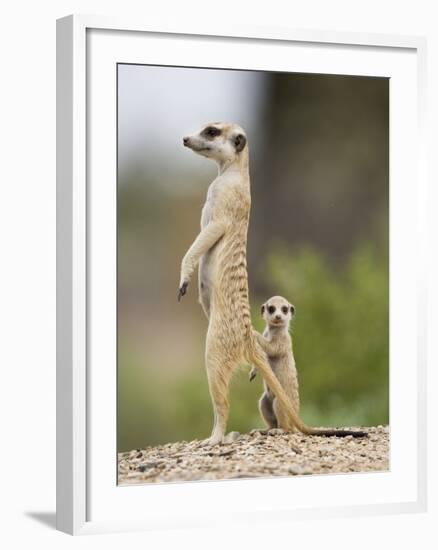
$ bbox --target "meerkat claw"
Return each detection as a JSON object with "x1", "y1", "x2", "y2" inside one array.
[
  {"x1": 178, "y1": 281, "x2": 188, "y2": 301},
  {"x1": 249, "y1": 369, "x2": 257, "y2": 382}
]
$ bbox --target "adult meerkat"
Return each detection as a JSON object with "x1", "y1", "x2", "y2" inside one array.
[
  {"x1": 249, "y1": 296, "x2": 300, "y2": 431},
  {"x1": 179, "y1": 122, "x2": 366, "y2": 444}
]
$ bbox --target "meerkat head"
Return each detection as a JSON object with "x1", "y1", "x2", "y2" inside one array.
[
  {"x1": 183, "y1": 122, "x2": 247, "y2": 165},
  {"x1": 261, "y1": 296, "x2": 295, "y2": 328}
]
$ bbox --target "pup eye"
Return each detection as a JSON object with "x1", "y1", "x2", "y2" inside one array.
[
  {"x1": 204, "y1": 126, "x2": 221, "y2": 138},
  {"x1": 268, "y1": 306, "x2": 276, "y2": 315},
  {"x1": 281, "y1": 306, "x2": 289, "y2": 314}
]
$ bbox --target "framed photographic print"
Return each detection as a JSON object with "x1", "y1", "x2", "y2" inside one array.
[{"x1": 56, "y1": 15, "x2": 427, "y2": 535}]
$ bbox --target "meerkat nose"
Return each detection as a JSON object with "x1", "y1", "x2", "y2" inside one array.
[
  {"x1": 275, "y1": 315, "x2": 281, "y2": 321},
  {"x1": 183, "y1": 137, "x2": 190, "y2": 146}
]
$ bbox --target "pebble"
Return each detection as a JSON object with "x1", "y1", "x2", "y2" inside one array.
[{"x1": 223, "y1": 431, "x2": 241, "y2": 444}]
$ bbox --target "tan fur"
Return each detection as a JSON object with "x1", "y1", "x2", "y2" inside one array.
[{"x1": 179, "y1": 122, "x2": 366, "y2": 444}]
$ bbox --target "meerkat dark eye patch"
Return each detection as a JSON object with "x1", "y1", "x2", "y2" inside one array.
[
  {"x1": 203, "y1": 126, "x2": 221, "y2": 138},
  {"x1": 267, "y1": 305, "x2": 276, "y2": 315},
  {"x1": 233, "y1": 133, "x2": 247, "y2": 152},
  {"x1": 281, "y1": 306, "x2": 289, "y2": 314}
]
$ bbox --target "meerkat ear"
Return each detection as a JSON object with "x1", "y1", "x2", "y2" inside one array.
[
  {"x1": 290, "y1": 305, "x2": 296, "y2": 316},
  {"x1": 261, "y1": 304, "x2": 265, "y2": 315},
  {"x1": 234, "y1": 133, "x2": 247, "y2": 153}
]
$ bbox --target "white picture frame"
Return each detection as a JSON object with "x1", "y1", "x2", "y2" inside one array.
[{"x1": 56, "y1": 14, "x2": 427, "y2": 535}]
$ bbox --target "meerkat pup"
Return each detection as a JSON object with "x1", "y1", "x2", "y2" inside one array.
[
  {"x1": 179, "y1": 122, "x2": 366, "y2": 445},
  {"x1": 250, "y1": 296, "x2": 366, "y2": 437},
  {"x1": 249, "y1": 296, "x2": 300, "y2": 431}
]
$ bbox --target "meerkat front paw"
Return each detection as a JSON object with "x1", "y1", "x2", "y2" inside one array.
[{"x1": 178, "y1": 280, "x2": 189, "y2": 301}]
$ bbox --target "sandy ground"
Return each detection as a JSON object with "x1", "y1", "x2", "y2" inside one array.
[{"x1": 118, "y1": 426, "x2": 389, "y2": 485}]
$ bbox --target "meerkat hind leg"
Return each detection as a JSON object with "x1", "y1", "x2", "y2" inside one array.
[
  {"x1": 259, "y1": 392, "x2": 278, "y2": 429},
  {"x1": 200, "y1": 357, "x2": 234, "y2": 446}
]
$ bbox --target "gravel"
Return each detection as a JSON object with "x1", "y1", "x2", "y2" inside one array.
[{"x1": 118, "y1": 426, "x2": 389, "y2": 485}]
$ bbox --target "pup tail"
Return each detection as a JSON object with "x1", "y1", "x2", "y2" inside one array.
[{"x1": 247, "y1": 340, "x2": 367, "y2": 438}]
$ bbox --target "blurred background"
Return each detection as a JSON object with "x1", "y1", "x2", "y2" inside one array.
[{"x1": 117, "y1": 64, "x2": 389, "y2": 452}]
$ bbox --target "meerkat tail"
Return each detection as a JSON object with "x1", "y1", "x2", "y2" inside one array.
[{"x1": 248, "y1": 345, "x2": 367, "y2": 438}]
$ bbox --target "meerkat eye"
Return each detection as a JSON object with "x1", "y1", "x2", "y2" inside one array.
[
  {"x1": 281, "y1": 306, "x2": 289, "y2": 314},
  {"x1": 268, "y1": 306, "x2": 276, "y2": 315},
  {"x1": 203, "y1": 126, "x2": 221, "y2": 138}
]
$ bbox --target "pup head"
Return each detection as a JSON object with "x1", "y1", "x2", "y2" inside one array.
[
  {"x1": 261, "y1": 296, "x2": 295, "y2": 328},
  {"x1": 183, "y1": 122, "x2": 247, "y2": 164}
]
